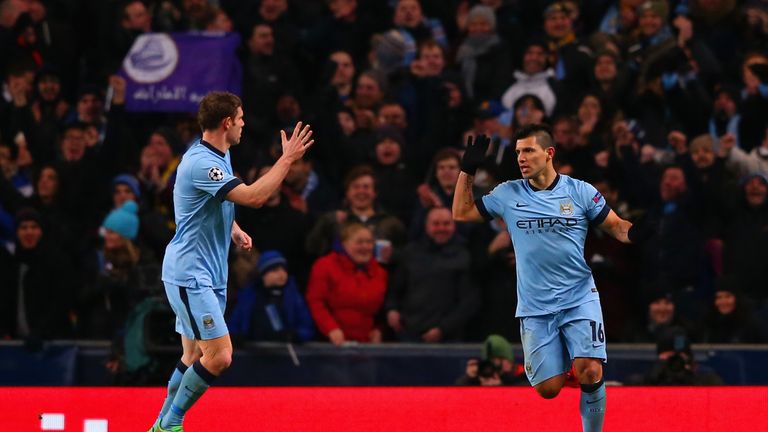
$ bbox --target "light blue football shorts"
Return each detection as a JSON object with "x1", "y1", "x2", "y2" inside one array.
[
  {"x1": 520, "y1": 299, "x2": 607, "y2": 386},
  {"x1": 164, "y1": 281, "x2": 228, "y2": 340}
]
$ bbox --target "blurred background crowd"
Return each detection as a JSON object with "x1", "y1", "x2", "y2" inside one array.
[{"x1": 0, "y1": 0, "x2": 767, "y2": 382}]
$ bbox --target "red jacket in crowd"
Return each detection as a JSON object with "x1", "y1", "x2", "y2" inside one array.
[{"x1": 306, "y1": 251, "x2": 388, "y2": 342}]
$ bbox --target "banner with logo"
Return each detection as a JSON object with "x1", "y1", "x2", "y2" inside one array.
[{"x1": 120, "y1": 32, "x2": 242, "y2": 112}]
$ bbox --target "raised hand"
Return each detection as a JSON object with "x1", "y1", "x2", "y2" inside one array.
[
  {"x1": 460, "y1": 134, "x2": 491, "y2": 175},
  {"x1": 280, "y1": 122, "x2": 314, "y2": 163}
]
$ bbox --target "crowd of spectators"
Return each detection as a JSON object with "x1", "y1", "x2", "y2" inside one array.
[{"x1": 1, "y1": 0, "x2": 767, "y2": 365}]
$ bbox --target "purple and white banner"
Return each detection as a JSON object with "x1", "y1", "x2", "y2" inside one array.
[{"x1": 120, "y1": 33, "x2": 241, "y2": 112}]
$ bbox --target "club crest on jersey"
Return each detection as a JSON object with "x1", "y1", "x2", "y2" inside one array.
[
  {"x1": 208, "y1": 167, "x2": 225, "y2": 181},
  {"x1": 559, "y1": 199, "x2": 574, "y2": 216},
  {"x1": 202, "y1": 314, "x2": 215, "y2": 330}
]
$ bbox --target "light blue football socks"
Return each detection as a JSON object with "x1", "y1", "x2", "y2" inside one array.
[
  {"x1": 580, "y1": 377, "x2": 606, "y2": 432},
  {"x1": 156, "y1": 361, "x2": 188, "y2": 424},
  {"x1": 160, "y1": 360, "x2": 217, "y2": 428}
]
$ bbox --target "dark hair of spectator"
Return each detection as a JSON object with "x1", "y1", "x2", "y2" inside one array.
[
  {"x1": 514, "y1": 124, "x2": 554, "y2": 149},
  {"x1": 62, "y1": 121, "x2": 89, "y2": 133},
  {"x1": 122, "y1": 0, "x2": 147, "y2": 16},
  {"x1": 343, "y1": 165, "x2": 375, "y2": 191},
  {"x1": 197, "y1": 92, "x2": 242, "y2": 131},
  {"x1": 417, "y1": 39, "x2": 444, "y2": 58},
  {"x1": 431, "y1": 147, "x2": 461, "y2": 166}
]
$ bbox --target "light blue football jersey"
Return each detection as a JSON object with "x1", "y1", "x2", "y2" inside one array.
[
  {"x1": 477, "y1": 174, "x2": 610, "y2": 317},
  {"x1": 162, "y1": 140, "x2": 242, "y2": 289}
]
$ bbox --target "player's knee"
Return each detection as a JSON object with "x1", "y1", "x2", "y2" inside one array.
[
  {"x1": 536, "y1": 387, "x2": 560, "y2": 399},
  {"x1": 211, "y1": 351, "x2": 232, "y2": 372},
  {"x1": 576, "y1": 363, "x2": 602, "y2": 384},
  {"x1": 535, "y1": 384, "x2": 562, "y2": 399}
]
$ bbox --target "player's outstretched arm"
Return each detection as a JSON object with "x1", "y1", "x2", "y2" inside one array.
[
  {"x1": 227, "y1": 122, "x2": 314, "y2": 208},
  {"x1": 598, "y1": 210, "x2": 633, "y2": 244},
  {"x1": 452, "y1": 172, "x2": 484, "y2": 222},
  {"x1": 452, "y1": 135, "x2": 490, "y2": 222}
]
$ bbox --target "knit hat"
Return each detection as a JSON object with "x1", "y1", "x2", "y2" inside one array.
[
  {"x1": 375, "y1": 126, "x2": 404, "y2": 147},
  {"x1": 112, "y1": 174, "x2": 141, "y2": 199},
  {"x1": 258, "y1": 250, "x2": 288, "y2": 274},
  {"x1": 102, "y1": 201, "x2": 140, "y2": 240},
  {"x1": 467, "y1": 5, "x2": 496, "y2": 31},
  {"x1": 741, "y1": 172, "x2": 768, "y2": 186},
  {"x1": 15, "y1": 207, "x2": 43, "y2": 227},
  {"x1": 637, "y1": 0, "x2": 669, "y2": 21},
  {"x1": 373, "y1": 29, "x2": 410, "y2": 72},
  {"x1": 481, "y1": 334, "x2": 513, "y2": 361}
]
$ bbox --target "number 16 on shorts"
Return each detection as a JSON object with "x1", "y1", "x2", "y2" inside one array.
[{"x1": 589, "y1": 320, "x2": 605, "y2": 344}]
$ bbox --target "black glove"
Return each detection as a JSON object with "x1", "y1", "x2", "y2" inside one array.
[
  {"x1": 461, "y1": 134, "x2": 491, "y2": 175},
  {"x1": 628, "y1": 212, "x2": 658, "y2": 244}
]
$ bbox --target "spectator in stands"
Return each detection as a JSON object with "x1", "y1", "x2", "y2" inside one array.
[
  {"x1": 241, "y1": 23, "x2": 301, "y2": 143},
  {"x1": 371, "y1": 126, "x2": 416, "y2": 225},
  {"x1": 386, "y1": 207, "x2": 479, "y2": 342},
  {"x1": 455, "y1": 5, "x2": 511, "y2": 101},
  {"x1": 637, "y1": 165, "x2": 709, "y2": 299},
  {"x1": 228, "y1": 250, "x2": 315, "y2": 343},
  {"x1": 306, "y1": 165, "x2": 406, "y2": 261},
  {"x1": 136, "y1": 127, "x2": 181, "y2": 228},
  {"x1": 701, "y1": 276, "x2": 767, "y2": 343},
  {"x1": 466, "y1": 219, "x2": 518, "y2": 342},
  {"x1": 642, "y1": 326, "x2": 723, "y2": 385},
  {"x1": 542, "y1": 2, "x2": 592, "y2": 91},
  {"x1": 501, "y1": 40, "x2": 558, "y2": 118},
  {"x1": 550, "y1": 115, "x2": 595, "y2": 179},
  {"x1": 0, "y1": 60, "x2": 35, "y2": 141},
  {"x1": 709, "y1": 84, "x2": 743, "y2": 149},
  {"x1": 574, "y1": 93, "x2": 609, "y2": 150},
  {"x1": 393, "y1": 0, "x2": 448, "y2": 54},
  {"x1": 588, "y1": 49, "x2": 630, "y2": 120},
  {"x1": 714, "y1": 173, "x2": 768, "y2": 305},
  {"x1": 625, "y1": 288, "x2": 697, "y2": 343},
  {"x1": 79, "y1": 200, "x2": 159, "y2": 339},
  {"x1": 110, "y1": 173, "x2": 171, "y2": 261},
  {"x1": 238, "y1": 165, "x2": 312, "y2": 283},
  {"x1": 720, "y1": 126, "x2": 768, "y2": 177},
  {"x1": 411, "y1": 148, "x2": 470, "y2": 241},
  {"x1": 306, "y1": 222, "x2": 387, "y2": 345},
  {"x1": 200, "y1": 6, "x2": 233, "y2": 33},
  {"x1": 396, "y1": 40, "x2": 467, "y2": 176},
  {"x1": 0, "y1": 207, "x2": 74, "y2": 341},
  {"x1": 739, "y1": 54, "x2": 768, "y2": 152},
  {"x1": 304, "y1": 0, "x2": 377, "y2": 66},
  {"x1": 281, "y1": 156, "x2": 338, "y2": 218},
  {"x1": 456, "y1": 335, "x2": 527, "y2": 385},
  {"x1": 5, "y1": 67, "x2": 70, "y2": 166}
]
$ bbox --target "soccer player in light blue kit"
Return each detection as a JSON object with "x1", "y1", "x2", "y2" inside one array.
[
  {"x1": 453, "y1": 124, "x2": 644, "y2": 432},
  {"x1": 148, "y1": 92, "x2": 314, "y2": 432}
]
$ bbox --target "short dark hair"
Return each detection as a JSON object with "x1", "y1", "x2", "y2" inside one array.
[
  {"x1": 197, "y1": 92, "x2": 242, "y2": 131},
  {"x1": 343, "y1": 165, "x2": 375, "y2": 191},
  {"x1": 514, "y1": 123, "x2": 554, "y2": 149},
  {"x1": 432, "y1": 147, "x2": 461, "y2": 166}
]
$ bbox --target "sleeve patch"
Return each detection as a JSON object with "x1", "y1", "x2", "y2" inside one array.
[{"x1": 208, "y1": 167, "x2": 225, "y2": 181}]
